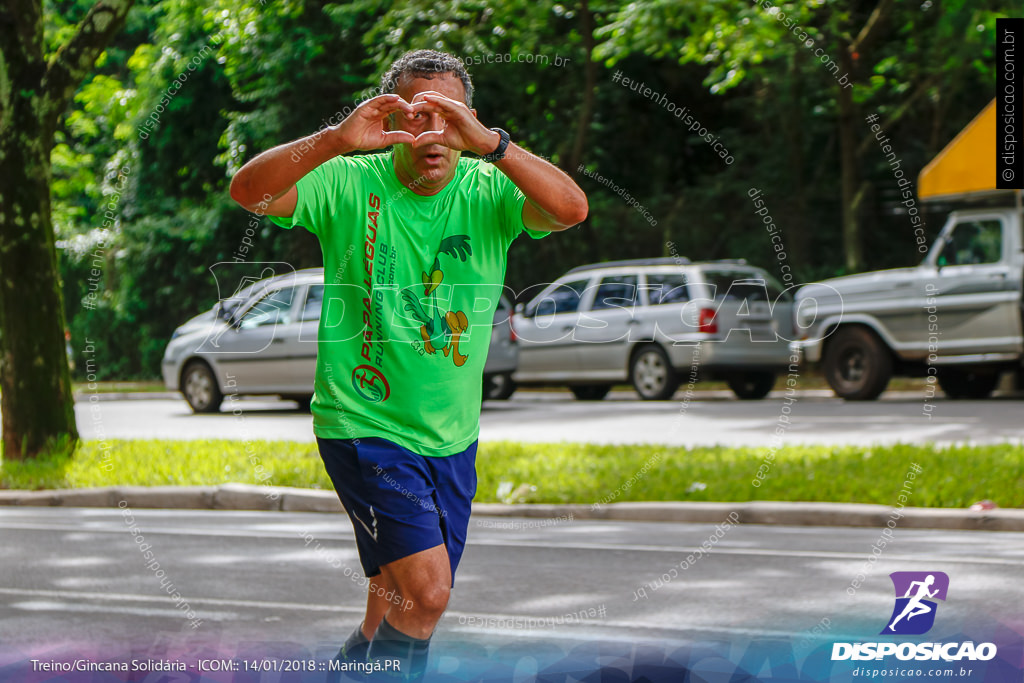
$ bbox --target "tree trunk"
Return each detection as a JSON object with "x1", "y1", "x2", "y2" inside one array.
[
  {"x1": 0, "y1": 0, "x2": 134, "y2": 460},
  {"x1": 567, "y1": 0, "x2": 597, "y2": 175},
  {"x1": 837, "y1": 44, "x2": 862, "y2": 273},
  {"x1": 784, "y1": 49, "x2": 809, "y2": 268},
  {"x1": 0, "y1": 137, "x2": 77, "y2": 460},
  {"x1": 837, "y1": 0, "x2": 894, "y2": 273},
  {"x1": 0, "y1": 2, "x2": 76, "y2": 459}
]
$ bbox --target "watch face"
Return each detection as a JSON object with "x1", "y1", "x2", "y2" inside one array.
[{"x1": 486, "y1": 129, "x2": 509, "y2": 162}]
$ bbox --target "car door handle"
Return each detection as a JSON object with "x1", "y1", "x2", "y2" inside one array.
[
  {"x1": 627, "y1": 319, "x2": 640, "y2": 325},
  {"x1": 271, "y1": 338, "x2": 286, "y2": 344},
  {"x1": 562, "y1": 325, "x2": 575, "y2": 332}
]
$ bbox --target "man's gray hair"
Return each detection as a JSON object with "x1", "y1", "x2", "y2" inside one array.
[{"x1": 380, "y1": 50, "x2": 474, "y2": 107}]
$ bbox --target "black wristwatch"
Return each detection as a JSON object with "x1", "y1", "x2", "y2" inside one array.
[{"x1": 481, "y1": 128, "x2": 510, "y2": 163}]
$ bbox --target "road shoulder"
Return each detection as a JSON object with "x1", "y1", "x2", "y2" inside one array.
[{"x1": 1, "y1": 484, "x2": 1022, "y2": 531}]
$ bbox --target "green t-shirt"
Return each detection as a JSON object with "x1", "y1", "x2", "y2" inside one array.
[{"x1": 270, "y1": 151, "x2": 545, "y2": 456}]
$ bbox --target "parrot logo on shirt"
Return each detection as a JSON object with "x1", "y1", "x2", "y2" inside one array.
[{"x1": 401, "y1": 235, "x2": 472, "y2": 367}]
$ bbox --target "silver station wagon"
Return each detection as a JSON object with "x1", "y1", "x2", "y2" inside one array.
[
  {"x1": 163, "y1": 267, "x2": 518, "y2": 412},
  {"x1": 511, "y1": 258, "x2": 796, "y2": 400}
]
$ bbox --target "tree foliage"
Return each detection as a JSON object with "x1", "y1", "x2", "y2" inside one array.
[{"x1": 36, "y1": 0, "x2": 1018, "y2": 384}]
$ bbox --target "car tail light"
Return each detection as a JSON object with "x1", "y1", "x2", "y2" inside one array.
[
  {"x1": 509, "y1": 311, "x2": 517, "y2": 342},
  {"x1": 698, "y1": 308, "x2": 718, "y2": 334}
]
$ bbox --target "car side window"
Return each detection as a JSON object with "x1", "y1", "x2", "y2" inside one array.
[
  {"x1": 239, "y1": 286, "x2": 295, "y2": 329},
  {"x1": 937, "y1": 220, "x2": 1003, "y2": 267},
  {"x1": 591, "y1": 275, "x2": 638, "y2": 310},
  {"x1": 645, "y1": 274, "x2": 689, "y2": 305},
  {"x1": 299, "y1": 284, "x2": 324, "y2": 322},
  {"x1": 531, "y1": 278, "x2": 590, "y2": 317}
]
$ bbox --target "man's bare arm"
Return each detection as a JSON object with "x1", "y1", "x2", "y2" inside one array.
[
  {"x1": 413, "y1": 93, "x2": 588, "y2": 232},
  {"x1": 494, "y1": 143, "x2": 588, "y2": 232},
  {"x1": 229, "y1": 95, "x2": 415, "y2": 215}
]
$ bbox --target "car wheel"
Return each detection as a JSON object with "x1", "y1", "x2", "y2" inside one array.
[
  {"x1": 727, "y1": 372, "x2": 776, "y2": 400},
  {"x1": 182, "y1": 361, "x2": 223, "y2": 413},
  {"x1": 630, "y1": 345, "x2": 679, "y2": 400},
  {"x1": 486, "y1": 373, "x2": 517, "y2": 400},
  {"x1": 822, "y1": 327, "x2": 892, "y2": 400},
  {"x1": 937, "y1": 369, "x2": 999, "y2": 399},
  {"x1": 570, "y1": 385, "x2": 612, "y2": 401}
]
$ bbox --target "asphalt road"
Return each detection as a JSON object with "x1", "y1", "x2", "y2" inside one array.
[
  {"x1": 1, "y1": 508, "x2": 1021, "y2": 680},
  {"x1": 73, "y1": 390, "x2": 1024, "y2": 446}
]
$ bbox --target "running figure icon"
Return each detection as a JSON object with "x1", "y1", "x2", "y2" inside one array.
[
  {"x1": 888, "y1": 574, "x2": 938, "y2": 631},
  {"x1": 881, "y1": 571, "x2": 949, "y2": 635}
]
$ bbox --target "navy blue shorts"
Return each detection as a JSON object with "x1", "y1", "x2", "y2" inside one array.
[{"x1": 316, "y1": 436, "x2": 478, "y2": 583}]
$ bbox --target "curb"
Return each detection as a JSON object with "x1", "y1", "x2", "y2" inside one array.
[
  {"x1": 0, "y1": 484, "x2": 342, "y2": 514},
  {"x1": 0, "y1": 485, "x2": 1022, "y2": 531},
  {"x1": 472, "y1": 501, "x2": 1024, "y2": 532},
  {"x1": 73, "y1": 392, "x2": 180, "y2": 402}
]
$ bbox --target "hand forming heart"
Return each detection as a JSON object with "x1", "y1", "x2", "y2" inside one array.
[
  {"x1": 330, "y1": 92, "x2": 499, "y2": 157},
  {"x1": 398, "y1": 92, "x2": 499, "y2": 156},
  {"x1": 326, "y1": 94, "x2": 417, "y2": 153}
]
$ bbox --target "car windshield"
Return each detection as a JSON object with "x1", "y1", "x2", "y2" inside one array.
[
  {"x1": 529, "y1": 278, "x2": 590, "y2": 316},
  {"x1": 299, "y1": 284, "x2": 324, "y2": 322},
  {"x1": 239, "y1": 286, "x2": 295, "y2": 328}
]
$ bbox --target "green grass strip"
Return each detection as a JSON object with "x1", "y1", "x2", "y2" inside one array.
[{"x1": 1, "y1": 440, "x2": 1021, "y2": 509}]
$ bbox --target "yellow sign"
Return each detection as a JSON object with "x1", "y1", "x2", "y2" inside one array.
[{"x1": 918, "y1": 99, "x2": 1004, "y2": 202}]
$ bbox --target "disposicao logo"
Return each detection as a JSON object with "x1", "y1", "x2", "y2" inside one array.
[
  {"x1": 881, "y1": 571, "x2": 949, "y2": 635},
  {"x1": 832, "y1": 572, "x2": 997, "y2": 662}
]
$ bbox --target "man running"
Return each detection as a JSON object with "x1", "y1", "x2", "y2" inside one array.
[{"x1": 229, "y1": 50, "x2": 587, "y2": 679}]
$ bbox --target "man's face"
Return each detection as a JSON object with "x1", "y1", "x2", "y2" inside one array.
[{"x1": 388, "y1": 73, "x2": 470, "y2": 194}]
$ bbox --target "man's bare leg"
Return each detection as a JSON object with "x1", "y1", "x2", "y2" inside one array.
[
  {"x1": 377, "y1": 544, "x2": 451, "y2": 637},
  {"x1": 337, "y1": 572, "x2": 406, "y2": 666},
  {"x1": 366, "y1": 544, "x2": 451, "y2": 678},
  {"x1": 362, "y1": 574, "x2": 395, "y2": 638}
]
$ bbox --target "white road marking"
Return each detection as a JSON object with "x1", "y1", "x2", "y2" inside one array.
[
  {"x1": 0, "y1": 588, "x2": 854, "y2": 641},
  {"x1": 1, "y1": 521, "x2": 1020, "y2": 565},
  {"x1": 0, "y1": 587, "x2": 364, "y2": 615}
]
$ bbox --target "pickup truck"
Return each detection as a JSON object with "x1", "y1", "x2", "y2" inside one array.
[{"x1": 796, "y1": 100, "x2": 1024, "y2": 400}]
